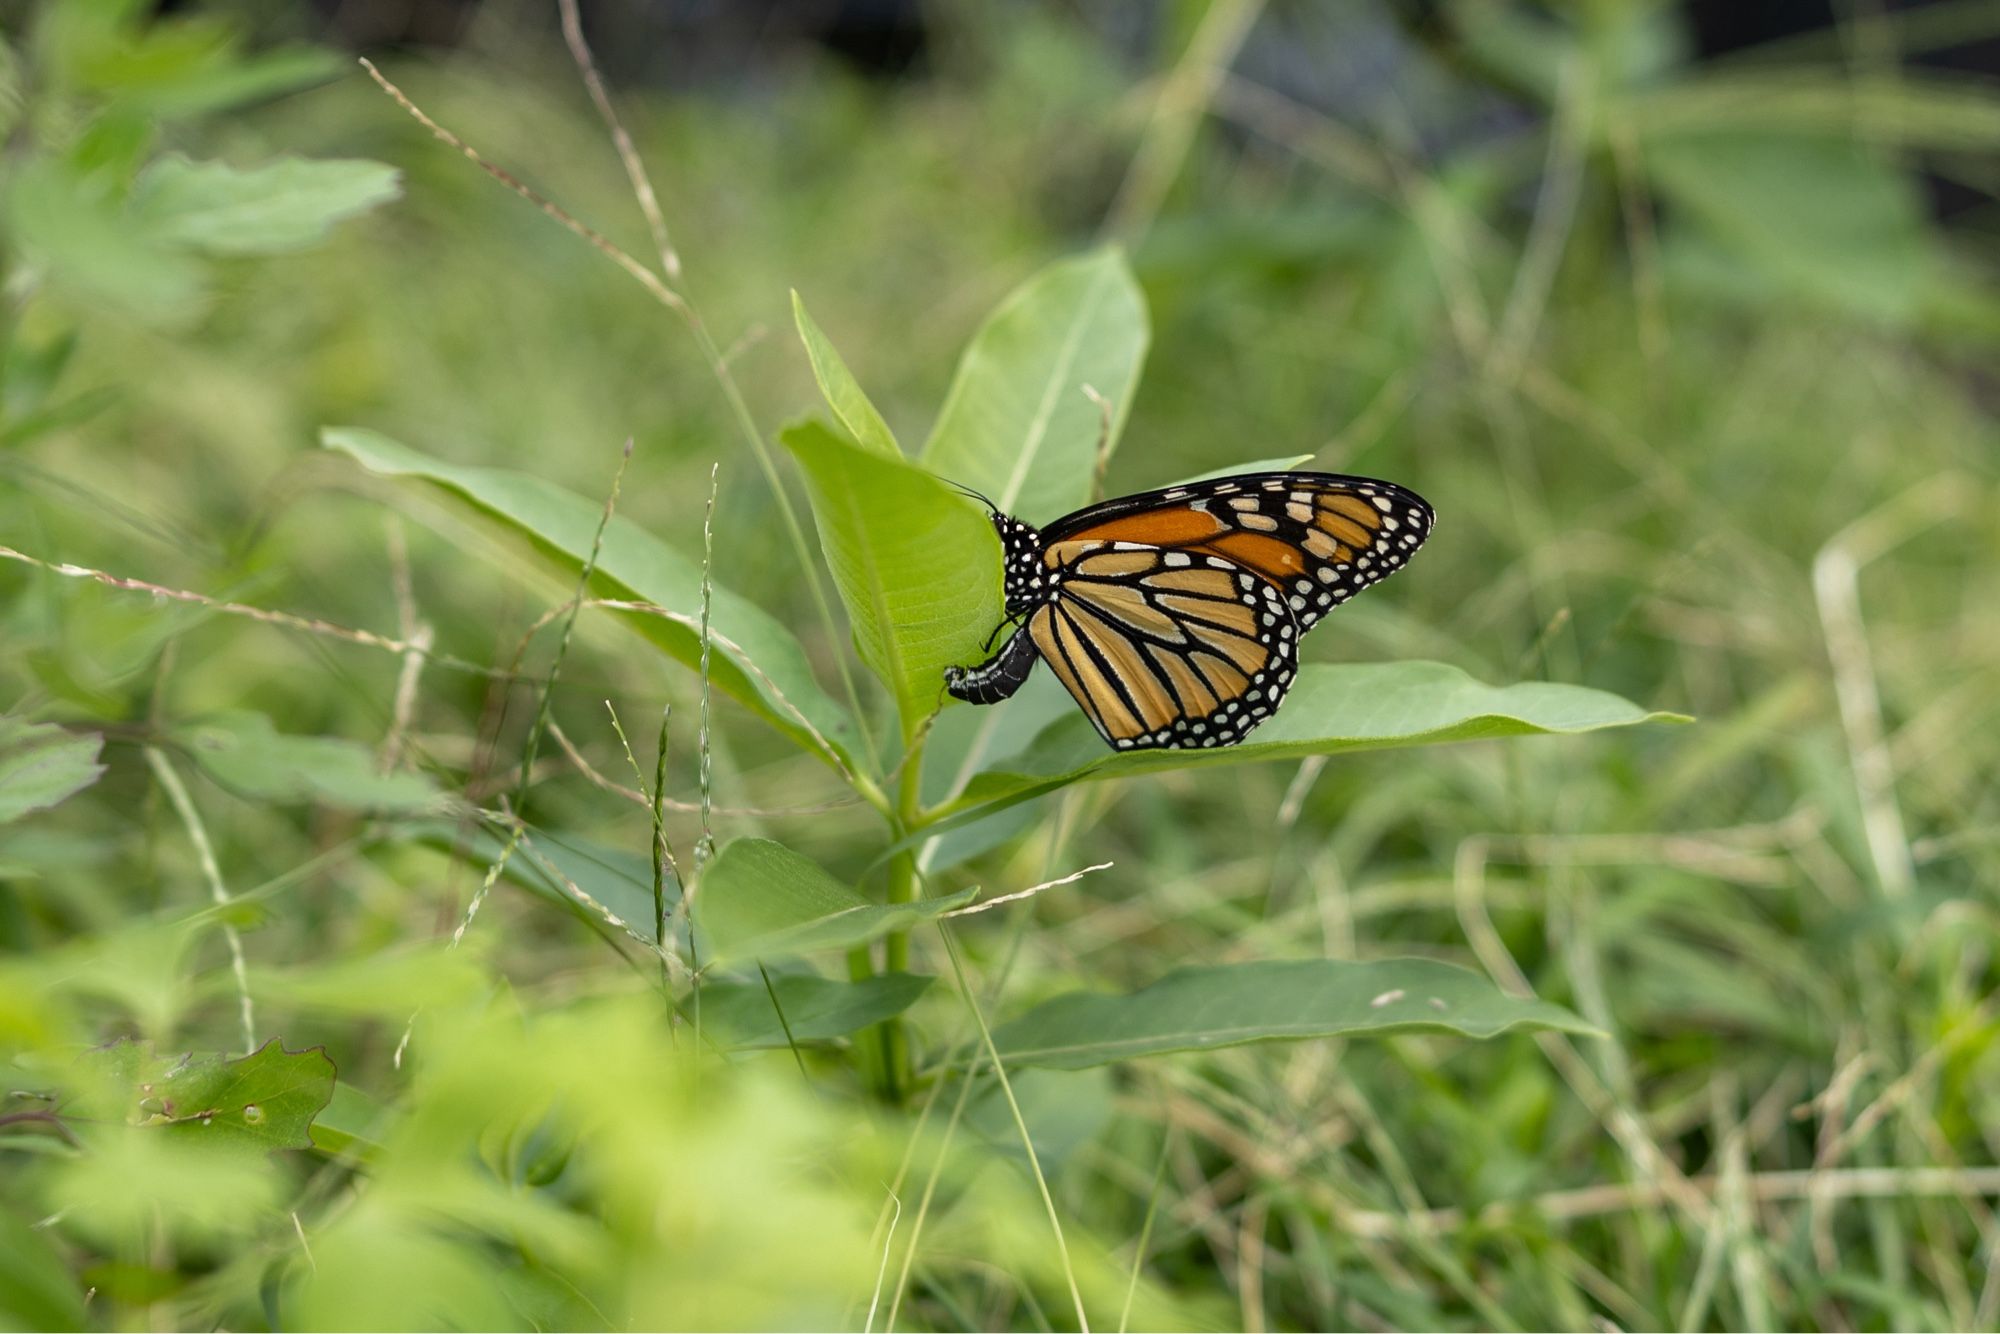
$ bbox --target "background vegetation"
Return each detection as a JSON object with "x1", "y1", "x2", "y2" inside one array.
[{"x1": 1, "y1": 0, "x2": 1997, "y2": 1329}]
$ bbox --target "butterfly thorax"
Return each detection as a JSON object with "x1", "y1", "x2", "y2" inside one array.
[{"x1": 992, "y1": 511, "x2": 1048, "y2": 617}]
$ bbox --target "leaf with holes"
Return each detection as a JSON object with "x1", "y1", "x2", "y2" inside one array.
[{"x1": 71, "y1": 1040, "x2": 336, "y2": 1157}]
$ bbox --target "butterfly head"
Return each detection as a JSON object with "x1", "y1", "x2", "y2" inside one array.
[{"x1": 948, "y1": 480, "x2": 1047, "y2": 614}]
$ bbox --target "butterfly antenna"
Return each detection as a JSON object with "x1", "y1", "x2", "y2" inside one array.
[{"x1": 948, "y1": 478, "x2": 999, "y2": 513}]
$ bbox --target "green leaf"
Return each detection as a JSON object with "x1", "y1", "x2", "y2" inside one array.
[
  {"x1": 964, "y1": 1066, "x2": 1113, "y2": 1174},
  {"x1": 3, "y1": 157, "x2": 203, "y2": 322},
  {"x1": 73, "y1": 1039, "x2": 336, "y2": 1156},
  {"x1": 128, "y1": 46, "x2": 341, "y2": 119},
  {"x1": 946, "y1": 661, "x2": 1686, "y2": 823},
  {"x1": 792, "y1": 292, "x2": 899, "y2": 457},
  {"x1": 173, "y1": 710, "x2": 441, "y2": 812},
  {"x1": 783, "y1": 419, "x2": 1001, "y2": 730},
  {"x1": 921, "y1": 248, "x2": 1149, "y2": 524},
  {"x1": 323, "y1": 426, "x2": 857, "y2": 768},
  {"x1": 132, "y1": 154, "x2": 401, "y2": 254},
  {"x1": 988, "y1": 959, "x2": 1597, "y2": 1069},
  {"x1": 695, "y1": 838, "x2": 974, "y2": 963},
  {"x1": 1644, "y1": 131, "x2": 1934, "y2": 324},
  {"x1": 34, "y1": 5, "x2": 337, "y2": 116},
  {"x1": 0, "y1": 1209, "x2": 87, "y2": 1331},
  {"x1": 0, "y1": 718, "x2": 105, "y2": 824},
  {"x1": 699, "y1": 971, "x2": 933, "y2": 1049},
  {"x1": 1177, "y1": 454, "x2": 1315, "y2": 484}
]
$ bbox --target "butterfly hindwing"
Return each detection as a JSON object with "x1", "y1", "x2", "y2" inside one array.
[{"x1": 1033, "y1": 541, "x2": 1298, "y2": 750}]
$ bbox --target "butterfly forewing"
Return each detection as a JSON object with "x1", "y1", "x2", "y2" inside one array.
[{"x1": 1049, "y1": 472, "x2": 1433, "y2": 635}]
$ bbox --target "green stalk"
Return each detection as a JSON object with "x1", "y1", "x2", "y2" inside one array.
[
  {"x1": 848, "y1": 942, "x2": 888, "y2": 1095},
  {"x1": 867, "y1": 732, "x2": 929, "y2": 1102}
]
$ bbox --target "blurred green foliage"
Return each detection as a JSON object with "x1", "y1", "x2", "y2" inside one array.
[{"x1": 2, "y1": 0, "x2": 1998, "y2": 1329}]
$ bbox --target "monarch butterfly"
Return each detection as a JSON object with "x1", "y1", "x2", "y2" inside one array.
[{"x1": 944, "y1": 471, "x2": 1434, "y2": 751}]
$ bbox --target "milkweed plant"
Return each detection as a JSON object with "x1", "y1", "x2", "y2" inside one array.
[{"x1": 0, "y1": 4, "x2": 1704, "y2": 1329}]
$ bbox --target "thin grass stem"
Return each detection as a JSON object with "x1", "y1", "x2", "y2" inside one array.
[
  {"x1": 143, "y1": 748, "x2": 253, "y2": 1056},
  {"x1": 935, "y1": 921, "x2": 1089, "y2": 1332}
]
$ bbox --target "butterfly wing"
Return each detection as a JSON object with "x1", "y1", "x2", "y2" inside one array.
[
  {"x1": 1046, "y1": 471, "x2": 1434, "y2": 635},
  {"x1": 1027, "y1": 545, "x2": 1296, "y2": 750},
  {"x1": 1025, "y1": 472, "x2": 1433, "y2": 751}
]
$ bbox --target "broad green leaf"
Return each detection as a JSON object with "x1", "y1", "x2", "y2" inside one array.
[
  {"x1": 173, "y1": 710, "x2": 441, "y2": 812},
  {"x1": 34, "y1": 4, "x2": 337, "y2": 116},
  {"x1": 922, "y1": 248, "x2": 1148, "y2": 524},
  {"x1": 1643, "y1": 131, "x2": 1933, "y2": 324},
  {"x1": 3, "y1": 157, "x2": 203, "y2": 322},
  {"x1": 0, "y1": 718, "x2": 104, "y2": 823},
  {"x1": 72, "y1": 1039, "x2": 336, "y2": 1156},
  {"x1": 696, "y1": 837, "x2": 974, "y2": 963},
  {"x1": 0, "y1": 1209, "x2": 87, "y2": 1331},
  {"x1": 132, "y1": 155, "x2": 401, "y2": 254},
  {"x1": 1177, "y1": 454, "x2": 1314, "y2": 484},
  {"x1": 989, "y1": 958, "x2": 1596, "y2": 1069},
  {"x1": 944, "y1": 661, "x2": 1686, "y2": 823},
  {"x1": 118, "y1": 46, "x2": 342, "y2": 119},
  {"x1": 792, "y1": 292, "x2": 899, "y2": 457},
  {"x1": 699, "y1": 971, "x2": 933, "y2": 1049},
  {"x1": 323, "y1": 426, "x2": 857, "y2": 767},
  {"x1": 964, "y1": 1066, "x2": 1113, "y2": 1174},
  {"x1": 783, "y1": 419, "x2": 1001, "y2": 730}
]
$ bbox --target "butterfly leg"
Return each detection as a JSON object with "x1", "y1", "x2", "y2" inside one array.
[{"x1": 944, "y1": 622, "x2": 1039, "y2": 705}]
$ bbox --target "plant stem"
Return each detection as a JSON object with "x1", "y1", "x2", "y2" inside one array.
[{"x1": 871, "y1": 734, "x2": 929, "y2": 1102}]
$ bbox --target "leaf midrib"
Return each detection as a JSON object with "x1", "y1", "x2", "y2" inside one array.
[{"x1": 997, "y1": 259, "x2": 1113, "y2": 515}]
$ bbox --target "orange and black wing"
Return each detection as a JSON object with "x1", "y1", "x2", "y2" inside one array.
[
  {"x1": 1043, "y1": 471, "x2": 1434, "y2": 636},
  {"x1": 1027, "y1": 544, "x2": 1296, "y2": 750},
  {"x1": 1021, "y1": 472, "x2": 1433, "y2": 750}
]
